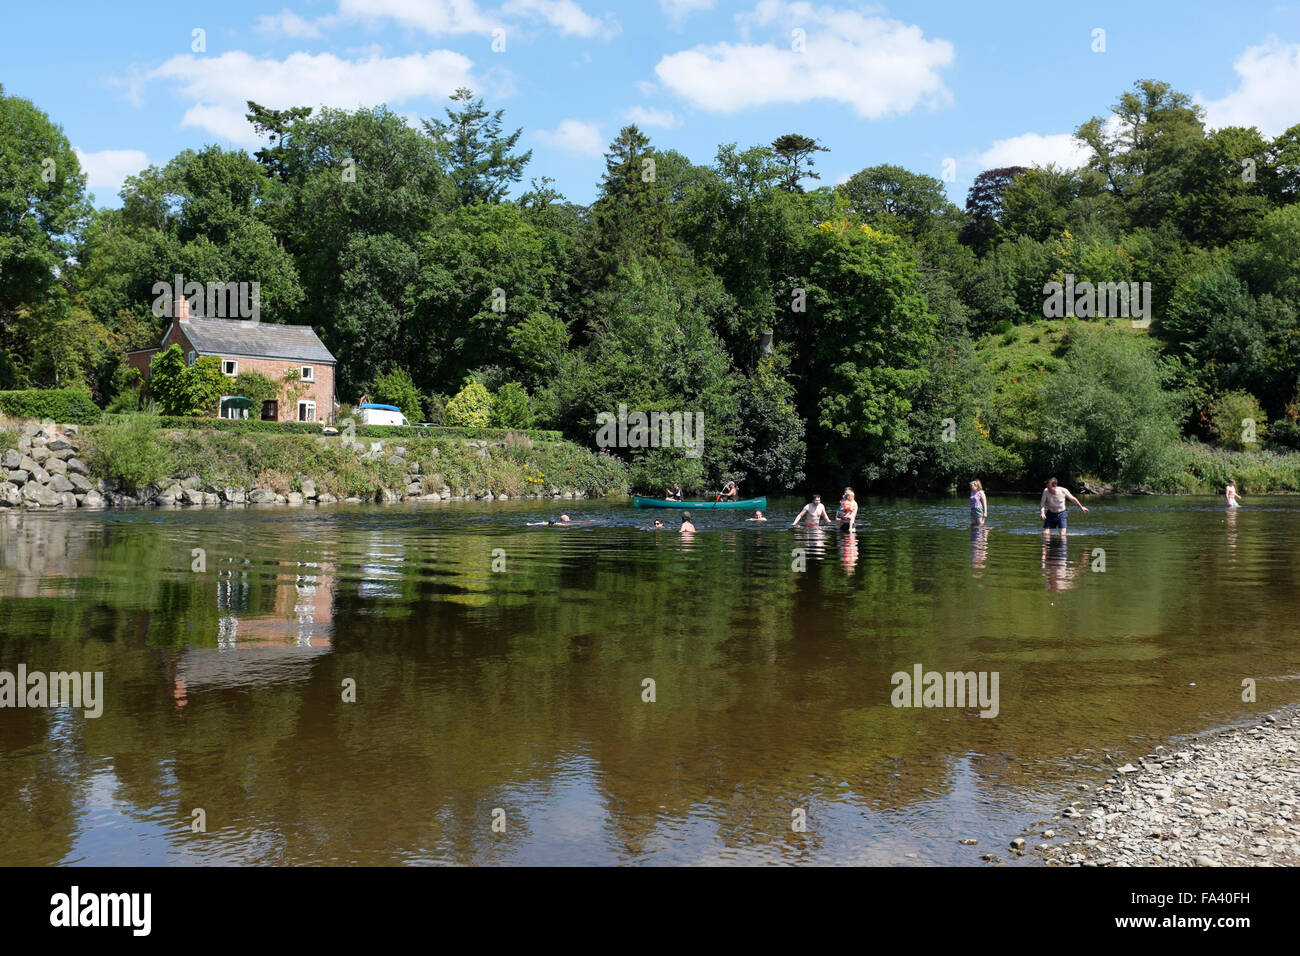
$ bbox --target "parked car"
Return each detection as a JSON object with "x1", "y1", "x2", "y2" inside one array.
[{"x1": 357, "y1": 403, "x2": 410, "y2": 426}]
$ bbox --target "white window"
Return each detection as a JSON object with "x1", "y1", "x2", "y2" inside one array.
[
  {"x1": 300, "y1": 365, "x2": 314, "y2": 381},
  {"x1": 186, "y1": 350, "x2": 196, "y2": 365},
  {"x1": 222, "y1": 359, "x2": 238, "y2": 376},
  {"x1": 298, "y1": 400, "x2": 316, "y2": 422}
]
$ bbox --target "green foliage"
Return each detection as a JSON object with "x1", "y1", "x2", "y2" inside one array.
[
  {"x1": 1037, "y1": 326, "x2": 1182, "y2": 484},
  {"x1": 87, "y1": 413, "x2": 169, "y2": 491},
  {"x1": 444, "y1": 381, "x2": 495, "y2": 428},
  {"x1": 232, "y1": 370, "x2": 278, "y2": 407},
  {"x1": 370, "y1": 366, "x2": 424, "y2": 422},
  {"x1": 0, "y1": 387, "x2": 102, "y2": 422},
  {"x1": 1209, "y1": 390, "x2": 1267, "y2": 451},
  {"x1": 490, "y1": 382, "x2": 534, "y2": 428},
  {"x1": 147, "y1": 345, "x2": 226, "y2": 415}
]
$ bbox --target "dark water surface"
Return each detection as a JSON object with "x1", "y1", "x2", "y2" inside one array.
[{"x1": 2, "y1": 496, "x2": 1297, "y2": 865}]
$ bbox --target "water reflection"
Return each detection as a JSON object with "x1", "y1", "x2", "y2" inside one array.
[{"x1": 2, "y1": 498, "x2": 1300, "y2": 866}]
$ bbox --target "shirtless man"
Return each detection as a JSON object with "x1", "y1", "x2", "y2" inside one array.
[
  {"x1": 1039, "y1": 478, "x2": 1088, "y2": 537},
  {"x1": 679, "y1": 512, "x2": 696, "y2": 533},
  {"x1": 791, "y1": 495, "x2": 830, "y2": 526}
]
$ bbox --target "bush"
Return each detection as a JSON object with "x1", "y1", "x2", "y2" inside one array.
[
  {"x1": 233, "y1": 370, "x2": 279, "y2": 408},
  {"x1": 1209, "y1": 390, "x2": 1267, "y2": 451},
  {"x1": 490, "y1": 382, "x2": 534, "y2": 428},
  {"x1": 0, "y1": 388, "x2": 102, "y2": 423},
  {"x1": 100, "y1": 414, "x2": 563, "y2": 442},
  {"x1": 88, "y1": 413, "x2": 169, "y2": 491},
  {"x1": 370, "y1": 366, "x2": 423, "y2": 422},
  {"x1": 445, "y1": 381, "x2": 494, "y2": 428}
]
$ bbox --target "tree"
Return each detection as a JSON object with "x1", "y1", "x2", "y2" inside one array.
[
  {"x1": 584, "y1": 126, "x2": 675, "y2": 285},
  {"x1": 0, "y1": 86, "x2": 89, "y2": 323},
  {"x1": 148, "y1": 345, "x2": 226, "y2": 415},
  {"x1": 961, "y1": 166, "x2": 1027, "y2": 252},
  {"x1": 423, "y1": 88, "x2": 531, "y2": 205},
  {"x1": 771, "y1": 134, "x2": 828, "y2": 192},
  {"x1": 444, "y1": 381, "x2": 494, "y2": 427},
  {"x1": 839, "y1": 164, "x2": 963, "y2": 238},
  {"x1": 369, "y1": 366, "x2": 423, "y2": 422},
  {"x1": 245, "y1": 101, "x2": 312, "y2": 182}
]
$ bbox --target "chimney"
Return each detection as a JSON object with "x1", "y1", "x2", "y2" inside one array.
[{"x1": 175, "y1": 295, "x2": 190, "y2": 320}]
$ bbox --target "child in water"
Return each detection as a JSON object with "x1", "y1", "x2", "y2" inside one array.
[
  {"x1": 969, "y1": 480, "x2": 988, "y2": 526},
  {"x1": 1226, "y1": 480, "x2": 1243, "y2": 508}
]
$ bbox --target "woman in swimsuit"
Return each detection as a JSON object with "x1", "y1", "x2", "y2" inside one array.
[{"x1": 969, "y1": 480, "x2": 988, "y2": 526}]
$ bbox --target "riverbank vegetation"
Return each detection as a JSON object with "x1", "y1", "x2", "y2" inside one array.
[{"x1": 5, "y1": 79, "x2": 1300, "y2": 494}]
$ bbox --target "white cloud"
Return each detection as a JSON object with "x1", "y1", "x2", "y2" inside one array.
[
  {"x1": 255, "y1": 9, "x2": 325, "y2": 38},
  {"x1": 535, "y1": 119, "x2": 604, "y2": 156},
  {"x1": 337, "y1": 0, "x2": 501, "y2": 35},
  {"x1": 74, "y1": 148, "x2": 150, "y2": 198},
  {"x1": 636, "y1": 80, "x2": 658, "y2": 96},
  {"x1": 661, "y1": 0, "x2": 714, "y2": 19},
  {"x1": 1198, "y1": 38, "x2": 1300, "y2": 136},
  {"x1": 975, "y1": 132, "x2": 1089, "y2": 171},
  {"x1": 150, "y1": 49, "x2": 476, "y2": 145},
  {"x1": 654, "y1": 1, "x2": 954, "y2": 117},
  {"x1": 502, "y1": 0, "x2": 615, "y2": 38},
  {"x1": 624, "y1": 105, "x2": 680, "y2": 128}
]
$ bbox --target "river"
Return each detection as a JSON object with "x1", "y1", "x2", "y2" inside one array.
[{"x1": 1, "y1": 495, "x2": 1297, "y2": 865}]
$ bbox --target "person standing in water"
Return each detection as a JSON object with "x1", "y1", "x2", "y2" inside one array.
[
  {"x1": 969, "y1": 480, "x2": 988, "y2": 526},
  {"x1": 791, "y1": 495, "x2": 830, "y2": 526},
  {"x1": 837, "y1": 489, "x2": 858, "y2": 532},
  {"x1": 1226, "y1": 479, "x2": 1243, "y2": 508},
  {"x1": 1040, "y1": 477, "x2": 1088, "y2": 537},
  {"x1": 679, "y1": 512, "x2": 696, "y2": 533}
]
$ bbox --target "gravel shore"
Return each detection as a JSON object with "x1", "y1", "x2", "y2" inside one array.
[{"x1": 1028, "y1": 705, "x2": 1300, "y2": 866}]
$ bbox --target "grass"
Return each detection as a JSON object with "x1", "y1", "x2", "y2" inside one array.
[{"x1": 76, "y1": 422, "x2": 628, "y2": 498}]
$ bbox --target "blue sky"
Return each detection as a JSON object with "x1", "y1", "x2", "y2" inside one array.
[{"x1": 4, "y1": 0, "x2": 1300, "y2": 209}]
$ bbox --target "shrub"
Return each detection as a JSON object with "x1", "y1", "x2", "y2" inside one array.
[
  {"x1": 370, "y1": 366, "x2": 423, "y2": 422},
  {"x1": 1209, "y1": 390, "x2": 1267, "y2": 451},
  {"x1": 490, "y1": 382, "x2": 534, "y2": 428},
  {"x1": 0, "y1": 388, "x2": 102, "y2": 423},
  {"x1": 88, "y1": 413, "x2": 170, "y2": 491},
  {"x1": 148, "y1": 346, "x2": 227, "y2": 415},
  {"x1": 233, "y1": 370, "x2": 279, "y2": 408},
  {"x1": 445, "y1": 381, "x2": 494, "y2": 428}
]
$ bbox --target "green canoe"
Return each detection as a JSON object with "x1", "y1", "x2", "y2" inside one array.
[{"x1": 633, "y1": 496, "x2": 767, "y2": 510}]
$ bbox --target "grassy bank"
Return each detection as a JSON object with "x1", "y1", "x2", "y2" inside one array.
[{"x1": 79, "y1": 418, "x2": 627, "y2": 499}]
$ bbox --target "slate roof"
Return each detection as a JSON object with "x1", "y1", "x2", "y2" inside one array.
[{"x1": 175, "y1": 317, "x2": 336, "y2": 364}]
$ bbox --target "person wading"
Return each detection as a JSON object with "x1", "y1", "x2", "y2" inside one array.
[{"x1": 1040, "y1": 478, "x2": 1088, "y2": 537}]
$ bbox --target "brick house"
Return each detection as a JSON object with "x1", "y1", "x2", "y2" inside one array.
[{"x1": 127, "y1": 297, "x2": 337, "y2": 424}]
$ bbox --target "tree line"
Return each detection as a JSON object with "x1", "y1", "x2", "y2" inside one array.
[{"x1": 3, "y1": 79, "x2": 1300, "y2": 492}]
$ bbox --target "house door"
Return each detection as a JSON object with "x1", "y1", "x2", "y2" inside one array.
[{"x1": 261, "y1": 400, "x2": 278, "y2": 421}]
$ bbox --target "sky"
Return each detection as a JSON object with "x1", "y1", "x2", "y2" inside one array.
[{"x1": 4, "y1": 0, "x2": 1300, "y2": 209}]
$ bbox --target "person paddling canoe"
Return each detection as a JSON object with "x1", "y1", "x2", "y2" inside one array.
[
  {"x1": 666, "y1": 483, "x2": 683, "y2": 501},
  {"x1": 716, "y1": 480, "x2": 739, "y2": 502}
]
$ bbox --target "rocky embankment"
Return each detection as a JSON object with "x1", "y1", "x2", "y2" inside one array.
[
  {"x1": 1028, "y1": 705, "x2": 1300, "y2": 866},
  {"x1": 1, "y1": 425, "x2": 100, "y2": 508},
  {"x1": 1, "y1": 425, "x2": 596, "y2": 509}
]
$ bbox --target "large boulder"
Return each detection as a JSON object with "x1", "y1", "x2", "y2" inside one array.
[
  {"x1": 31, "y1": 467, "x2": 51, "y2": 485},
  {"x1": 47, "y1": 438, "x2": 72, "y2": 451},
  {"x1": 183, "y1": 489, "x2": 204, "y2": 506},
  {"x1": 60, "y1": 492, "x2": 78, "y2": 509},
  {"x1": 50, "y1": 474, "x2": 74, "y2": 494},
  {"x1": 80, "y1": 490, "x2": 105, "y2": 508},
  {"x1": 2, "y1": 449, "x2": 20, "y2": 470},
  {"x1": 69, "y1": 473, "x2": 93, "y2": 493},
  {"x1": 180, "y1": 476, "x2": 201, "y2": 490},
  {"x1": 222, "y1": 487, "x2": 246, "y2": 504},
  {"x1": 28, "y1": 445, "x2": 49, "y2": 463},
  {"x1": 7, "y1": 470, "x2": 28, "y2": 484},
  {"x1": 248, "y1": 488, "x2": 278, "y2": 504},
  {"x1": 0, "y1": 482, "x2": 20, "y2": 507},
  {"x1": 22, "y1": 483, "x2": 61, "y2": 506},
  {"x1": 44, "y1": 458, "x2": 67, "y2": 476},
  {"x1": 286, "y1": 492, "x2": 304, "y2": 506},
  {"x1": 66, "y1": 458, "x2": 89, "y2": 475},
  {"x1": 18, "y1": 455, "x2": 40, "y2": 474},
  {"x1": 299, "y1": 479, "x2": 316, "y2": 499}
]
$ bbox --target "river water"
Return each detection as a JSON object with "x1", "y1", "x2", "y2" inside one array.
[{"x1": 1, "y1": 496, "x2": 1297, "y2": 865}]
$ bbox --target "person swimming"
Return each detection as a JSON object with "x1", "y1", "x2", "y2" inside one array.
[
  {"x1": 526, "y1": 514, "x2": 572, "y2": 526},
  {"x1": 652, "y1": 519, "x2": 664, "y2": 529},
  {"x1": 747, "y1": 510, "x2": 767, "y2": 522},
  {"x1": 790, "y1": 495, "x2": 830, "y2": 526},
  {"x1": 679, "y1": 512, "x2": 696, "y2": 533}
]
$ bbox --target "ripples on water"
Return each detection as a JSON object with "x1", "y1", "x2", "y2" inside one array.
[{"x1": 1, "y1": 496, "x2": 1298, "y2": 865}]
